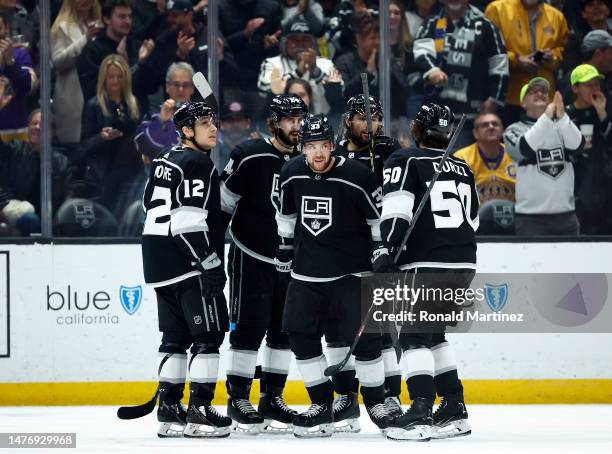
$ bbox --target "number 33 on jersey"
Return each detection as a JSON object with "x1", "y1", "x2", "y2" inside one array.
[{"x1": 380, "y1": 147, "x2": 480, "y2": 270}]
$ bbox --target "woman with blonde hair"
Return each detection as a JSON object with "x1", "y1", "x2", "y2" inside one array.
[
  {"x1": 80, "y1": 54, "x2": 143, "y2": 216},
  {"x1": 51, "y1": 0, "x2": 102, "y2": 145}
]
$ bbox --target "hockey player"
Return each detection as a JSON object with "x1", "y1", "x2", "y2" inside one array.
[
  {"x1": 374, "y1": 104, "x2": 479, "y2": 441},
  {"x1": 276, "y1": 114, "x2": 392, "y2": 437},
  {"x1": 332, "y1": 95, "x2": 403, "y2": 428},
  {"x1": 141, "y1": 102, "x2": 231, "y2": 438},
  {"x1": 220, "y1": 94, "x2": 308, "y2": 434}
]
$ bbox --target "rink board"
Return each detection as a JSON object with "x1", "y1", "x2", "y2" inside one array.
[{"x1": 1, "y1": 242, "x2": 612, "y2": 405}]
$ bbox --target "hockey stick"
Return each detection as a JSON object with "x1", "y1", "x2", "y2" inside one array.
[
  {"x1": 323, "y1": 113, "x2": 467, "y2": 377},
  {"x1": 117, "y1": 353, "x2": 172, "y2": 420},
  {"x1": 360, "y1": 73, "x2": 376, "y2": 172},
  {"x1": 192, "y1": 71, "x2": 219, "y2": 114}
]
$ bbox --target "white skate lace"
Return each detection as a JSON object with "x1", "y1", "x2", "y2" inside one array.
[
  {"x1": 385, "y1": 396, "x2": 402, "y2": 413},
  {"x1": 303, "y1": 403, "x2": 325, "y2": 416},
  {"x1": 205, "y1": 404, "x2": 225, "y2": 418},
  {"x1": 433, "y1": 397, "x2": 447, "y2": 418},
  {"x1": 333, "y1": 395, "x2": 349, "y2": 412},
  {"x1": 369, "y1": 403, "x2": 389, "y2": 419},
  {"x1": 272, "y1": 396, "x2": 293, "y2": 413},
  {"x1": 235, "y1": 399, "x2": 258, "y2": 414}
]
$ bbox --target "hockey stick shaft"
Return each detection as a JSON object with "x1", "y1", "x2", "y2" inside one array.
[
  {"x1": 360, "y1": 73, "x2": 376, "y2": 171},
  {"x1": 323, "y1": 114, "x2": 467, "y2": 377},
  {"x1": 192, "y1": 71, "x2": 219, "y2": 114}
]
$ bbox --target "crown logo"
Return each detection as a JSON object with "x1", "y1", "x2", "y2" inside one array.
[{"x1": 311, "y1": 219, "x2": 321, "y2": 230}]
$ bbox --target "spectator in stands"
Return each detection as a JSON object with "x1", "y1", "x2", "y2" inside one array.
[
  {"x1": 390, "y1": 0, "x2": 417, "y2": 121},
  {"x1": 280, "y1": 0, "x2": 325, "y2": 36},
  {"x1": 218, "y1": 99, "x2": 255, "y2": 168},
  {"x1": 77, "y1": 0, "x2": 157, "y2": 106},
  {"x1": 51, "y1": 0, "x2": 103, "y2": 147},
  {"x1": 219, "y1": 0, "x2": 283, "y2": 122},
  {"x1": 258, "y1": 18, "x2": 341, "y2": 115},
  {"x1": 566, "y1": 64, "x2": 612, "y2": 234},
  {"x1": 335, "y1": 12, "x2": 411, "y2": 117},
  {"x1": 563, "y1": 0, "x2": 611, "y2": 74},
  {"x1": 0, "y1": 12, "x2": 35, "y2": 142},
  {"x1": 80, "y1": 54, "x2": 143, "y2": 215},
  {"x1": 285, "y1": 77, "x2": 313, "y2": 109},
  {"x1": 134, "y1": 61, "x2": 194, "y2": 162},
  {"x1": 0, "y1": 109, "x2": 73, "y2": 236},
  {"x1": 560, "y1": 30, "x2": 612, "y2": 101},
  {"x1": 414, "y1": 0, "x2": 508, "y2": 148},
  {"x1": 504, "y1": 78, "x2": 583, "y2": 235},
  {"x1": 486, "y1": 0, "x2": 569, "y2": 127},
  {"x1": 0, "y1": 0, "x2": 36, "y2": 56},
  {"x1": 455, "y1": 112, "x2": 516, "y2": 204},
  {"x1": 405, "y1": 0, "x2": 439, "y2": 37},
  {"x1": 148, "y1": 0, "x2": 237, "y2": 94}
]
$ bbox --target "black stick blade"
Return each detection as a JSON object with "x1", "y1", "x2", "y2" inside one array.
[
  {"x1": 117, "y1": 391, "x2": 159, "y2": 420},
  {"x1": 324, "y1": 364, "x2": 341, "y2": 377}
]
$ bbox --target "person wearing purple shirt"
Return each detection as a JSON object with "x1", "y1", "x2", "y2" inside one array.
[{"x1": 0, "y1": 12, "x2": 34, "y2": 142}]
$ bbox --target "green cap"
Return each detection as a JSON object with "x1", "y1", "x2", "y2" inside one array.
[
  {"x1": 570, "y1": 64, "x2": 604, "y2": 86},
  {"x1": 519, "y1": 77, "x2": 550, "y2": 103}
]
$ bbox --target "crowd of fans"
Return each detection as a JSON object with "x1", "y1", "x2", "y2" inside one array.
[{"x1": 0, "y1": 0, "x2": 609, "y2": 237}]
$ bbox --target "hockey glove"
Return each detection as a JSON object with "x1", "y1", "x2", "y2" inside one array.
[
  {"x1": 373, "y1": 135, "x2": 401, "y2": 160},
  {"x1": 274, "y1": 247, "x2": 293, "y2": 273},
  {"x1": 196, "y1": 252, "x2": 226, "y2": 298},
  {"x1": 372, "y1": 244, "x2": 400, "y2": 274}
]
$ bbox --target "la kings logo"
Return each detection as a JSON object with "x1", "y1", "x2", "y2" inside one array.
[
  {"x1": 301, "y1": 196, "x2": 332, "y2": 236},
  {"x1": 271, "y1": 173, "x2": 280, "y2": 211},
  {"x1": 537, "y1": 147, "x2": 566, "y2": 179}
]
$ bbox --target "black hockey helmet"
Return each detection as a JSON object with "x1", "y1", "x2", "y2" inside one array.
[
  {"x1": 269, "y1": 94, "x2": 308, "y2": 122},
  {"x1": 414, "y1": 103, "x2": 454, "y2": 141},
  {"x1": 173, "y1": 101, "x2": 216, "y2": 139},
  {"x1": 299, "y1": 114, "x2": 334, "y2": 144},
  {"x1": 344, "y1": 94, "x2": 383, "y2": 120}
]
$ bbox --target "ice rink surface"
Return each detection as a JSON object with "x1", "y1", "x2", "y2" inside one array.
[{"x1": 1, "y1": 405, "x2": 612, "y2": 454}]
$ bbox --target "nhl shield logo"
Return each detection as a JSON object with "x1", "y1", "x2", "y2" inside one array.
[
  {"x1": 301, "y1": 196, "x2": 332, "y2": 236},
  {"x1": 119, "y1": 285, "x2": 142, "y2": 315},
  {"x1": 484, "y1": 283, "x2": 508, "y2": 312}
]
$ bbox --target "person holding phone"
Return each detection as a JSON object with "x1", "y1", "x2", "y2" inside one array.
[{"x1": 80, "y1": 53, "x2": 143, "y2": 217}]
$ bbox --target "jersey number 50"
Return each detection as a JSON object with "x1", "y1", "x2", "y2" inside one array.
[{"x1": 428, "y1": 180, "x2": 477, "y2": 230}]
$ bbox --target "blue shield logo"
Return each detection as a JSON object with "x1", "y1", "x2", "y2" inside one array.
[
  {"x1": 484, "y1": 283, "x2": 508, "y2": 312},
  {"x1": 120, "y1": 285, "x2": 142, "y2": 315}
]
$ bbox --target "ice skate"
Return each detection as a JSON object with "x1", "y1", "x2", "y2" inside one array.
[
  {"x1": 293, "y1": 402, "x2": 334, "y2": 438},
  {"x1": 384, "y1": 395, "x2": 403, "y2": 418},
  {"x1": 183, "y1": 400, "x2": 232, "y2": 438},
  {"x1": 432, "y1": 394, "x2": 471, "y2": 439},
  {"x1": 227, "y1": 396, "x2": 264, "y2": 434},
  {"x1": 258, "y1": 394, "x2": 298, "y2": 434},
  {"x1": 365, "y1": 402, "x2": 393, "y2": 433},
  {"x1": 332, "y1": 392, "x2": 361, "y2": 433},
  {"x1": 157, "y1": 399, "x2": 187, "y2": 438},
  {"x1": 386, "y1": 397, "x2": 433, "y2": 441}
]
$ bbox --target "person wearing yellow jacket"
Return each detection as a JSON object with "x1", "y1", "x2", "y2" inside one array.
[{"x1": 485, "y1": 0, "x2": 569, "y2": 125}]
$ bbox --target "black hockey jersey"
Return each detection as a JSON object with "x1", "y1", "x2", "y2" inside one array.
[
  {"x1": 380, "y1": 147, "x2": 479, "y2": 269},
  {"x1": 141, "y1": 145, "x2": 224, "y2": 287},
  {"x1": 220, "y1": 138, "x2": 295, "y2": 263},
  {"x1": 277, "y1": 155, "x2": 382, "y2": 281},
  {"x1": 334, "y1": 138, "x2": 399, "y2": 186}
]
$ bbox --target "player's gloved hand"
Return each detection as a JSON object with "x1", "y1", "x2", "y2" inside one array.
[
  {"x1": 274, "y1": 248, "x2": 293, "y2": 273},
  {"x1": 196, "y1": 252, "x2": 226, "y2": 298},
  {"x1": 372, "y1": 244, "x2": 400, "y2": 274},
  {"x1": 373, "y1": 135, "x2": 400, "y2": 159}
]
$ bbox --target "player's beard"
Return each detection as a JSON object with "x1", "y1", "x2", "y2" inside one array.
[
  {"x1": 277, "y1": 127, "x2": 299, "y2": 149},
  {"x1": 348, "y1": 125, "x2": 369, "y2": 148}
]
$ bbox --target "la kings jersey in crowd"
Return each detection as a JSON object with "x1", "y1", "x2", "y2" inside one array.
[
  {"x1": 503, "y1": 114, "x2": 584, "y2": 215},
  {"x1": 142, "y1": 145, "x2": 224, "y2": 287},
  {"x1": 381, "y1": 147, "x2": 479, "y2": 269},
  {"x1": 414, "y1": 5, "x2": 508, "y2": 116},
  {"x1": 220, "y1": 138, "x2": 295, "y2": 263},
  {"x1": 277, "y1": 155, "x2": 382, "y2": 281}
]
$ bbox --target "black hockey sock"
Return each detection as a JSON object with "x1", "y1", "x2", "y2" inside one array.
[
  {"x1": 333, "y1": 370, "x2": 356, "y2": 395},
  {"x1": 326, "y1": 344, "x2": 355, "y2": 395},
  {"x1": 381, "y1": 347, "x2": 402, "y2": 397},
  {"x1": 159, "y1": 381, "x2": 185, "y2": 403},
  {"x1": 432, "y1": 340, "x2": 463, "y2": 397},
  {"x1": 226, "y1": 347, "x2": 258, "y2": 398},
  {"x1": 306, "y1": 381, "x2": 335, "y2": 405},
  {"x1": 401, "y1": 346, "x2": 436, "y2": 401},
  {"x1": 385, "y1": 375, "x2": 402, "y2": 398},
  {"x1": 190, "y1": 382, "x2": 216, "y2": 403},
  {"x1": 296, "y1": 354, "x2": 334, "y2": 404},
  {"x1": 406, "y1": 375, "x2": 436, "y2": 402},
  {"x1": 355, "y1": 356, "x2": 385, "y2": 406},
  {"x1": 261, "y1": 372, "x2": 288, "y2": 396}
]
